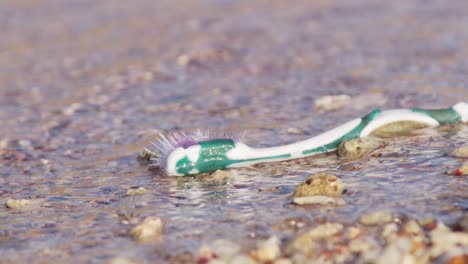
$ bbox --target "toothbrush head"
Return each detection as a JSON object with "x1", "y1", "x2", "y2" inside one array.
[{"x1": 150, "y1": 130, "x2": 241, "y2": 176}]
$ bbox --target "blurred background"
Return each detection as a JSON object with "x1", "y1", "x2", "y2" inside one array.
[
  {"x1": 2, "y1": 0, "x2": 467, "y2": 140},
  {"x1": 0, "y1": 0, "x2": 467, "y2": 263}
]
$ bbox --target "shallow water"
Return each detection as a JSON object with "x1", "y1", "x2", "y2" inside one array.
[{"x1": 0, "y1": 0, "x2": 467, "y2": 263}]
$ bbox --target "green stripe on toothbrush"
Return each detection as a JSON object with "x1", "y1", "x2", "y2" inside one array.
[
  {"x1": 302, "y1": 109, "x2": 381, "y2": 155},
  {"x1": 411, "y1": 108, "x2": 461, "y2": 125},
  {"x1": 175, "y1": 139, "x2": 236, "y2": 175},
  {"x1": 175, "y1": 139, "x2": 292, "y2": 175}
]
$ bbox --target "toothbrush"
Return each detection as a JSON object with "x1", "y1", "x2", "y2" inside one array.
[{"x1": 150, "y1": 102, "x2": 468, "y2": 176}]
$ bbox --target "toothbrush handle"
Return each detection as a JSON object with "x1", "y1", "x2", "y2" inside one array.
[{"x1": 231, "y1": 102, "x2": 467, "y2": 164}]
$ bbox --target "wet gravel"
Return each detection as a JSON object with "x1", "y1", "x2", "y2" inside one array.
[{"x1": 1, "y1": 0, "x2": 467, "y2": 263}]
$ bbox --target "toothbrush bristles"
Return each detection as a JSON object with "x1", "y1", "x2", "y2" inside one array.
[{"x1": 148, "y1": 129, "x2": 242, "y2": 169}]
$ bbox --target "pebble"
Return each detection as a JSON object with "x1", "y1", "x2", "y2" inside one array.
[
  {"x1": 359, "y1": 211, "x2": 394, "y2": 226},
  {"x1": 448, "y1": 145, "x2": 468, "y2": 158},
  {"x1": 292, "y1": 195, "x2": 343, "y2": 205},
  {"x1": 438, "y1": 248, "x2": 468, "y2": 264},
  {"x1": 285, "y1": 223, "x2": 343, "y2": 256},
  {"x1": 252, "y1": 236, "x2": 281, "y2": 263},
  {"x1": 274, "y1": 259, "x2": 293, "y2": 264},
  {"x1": 349, "y1": 237, "x2": 379, "y2": 253},
  {"x1": 130, "y1": 216, "x2": 163, "y2": 241},
  {"x1": 293, "y1": 174, "x2": 344, "y2": 198},
  {"x1": 5, "y1": 198, "x2": 45, "y2": 210},
  {"x1": 18, "y1": 139, "x2": 33, "y2": 149},
  {"x1": 6, "y1": 198, "x2": 30, "y2": 209},
  {"x1": 230, "y1": 254, "x2": 256, "y2": 264},
  {"x1": 108, "y1": 257, "x2": 139, "y2": 264},
  {"x1": 287, "y1": 127, "x2": 303, "y2": 135},
  {"x1": 210, "y1": 170, "x2": 231, "y2": 181},
  {"x1": 381, "y1": 223, "x2": 399, "y2": 241},
  {"x1": 376, "y1": 238, "x2": 415, "y2": 264},
  {"x1": 126, "y1": 187, "x2": 147, "y2": 196},
  {"x1": 176, "y1": 54, "x2": 191, "y2": 67},
  {"x1": 305, "y1": 223, "x2": 343, "y2": 240},
  {"x1": 196, "y1": 240, "x2": 245, "y2": 263},
  {"x1": 446, "y1": 161, "x2": 468, "y2": 176},
  {"x1": 0, "y1": 138, "x2": 9, "y2": 149},
  {"x1": 197, "y1": 245, "x2": 217, "y2": 263},
  {"x1": 403, "y1": 220, "x2": 423, "y2": 236},
  {"x1": 337, "y1": 138, "x2": 382, "y2": 159},
  {"x1": 369, "y1": 121, "x2": 429, "y2": 137},
  {"x1": 211, "y1": 239, "x2": 241, "y2": 260},
  {"x1": 430, "y1": 228, "x2": 468, "y2": 257},
  {"x1": 63, "y1": 102, "x2": 84, "y2": 116},
  {"x1": 345, "y1": 227, "x2": 362, "y2": 239},
  {"x1": 136, "y1": 150, "x2": 157, "y2": 165},
  {"x1": 314, "y1": 94, "x2": 351, "y2": 111},
  {"x1": 450, "y1": 214, "x2": 468, "y2": 232}
]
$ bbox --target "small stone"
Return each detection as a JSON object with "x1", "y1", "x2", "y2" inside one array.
[
  {"x1": 5, "y1": 198, "x2": 45, "y2": 210},
  {"x1": 376, "y1": 238, "x2": 415, "y2": 264},
  {"x1": 287, "y1": 127, "x2": 302, "y2": 135},
  {"x1": 130, "y1": 216, "x2": 163, "y2": 241},
  {"x1": 137, "y1": 149, "x2": 158, "y2": 165},
  {"x1": 252, "y1": 236, "x2": 281, "y2": 263},
  {"x1": 126, "y1": 187, "x2": 147, "y2": 196},
  {"x1": 447, "y1": 161, "x2": 468, "y2": 176},
  {"x1": 337, "y1": 138, "x2": 382, "y2": 160},
  {"x1": 210, "y1": 170, "x2": 231, "y2": 181},
  {"x1": 449, "y1": 214, "x2": 468, "y2": 232},
  {"x1": 18, "y1": 139, "x2": 33, "y2": 149},
  {"x1": 6, "y1": 199, "x2": 30, "y2": 208},
  {"x1": 369, "y1": 121, "x2": 430, "y2": 138},
  {"x1": 141, "y1": 71, "x2": 153, "y2": 82},
  {"x1": 166, "y1": 252, "x2": 194, "y2": 264},
  {"x1": 382, "y1": 223, "x2": 399, "y2": 241},
  {"x1": 315, "y1": 94, "x2": 351, "y2": 111},
  {"x1": 286, "y1": 223, "x2": 343, "y2": 256},
  {"x1": 208, "y1": 259, "x2": 227, "y2": 264},
  {"x1": 305, "y1": 223, "x2": 343, "y2": 240},
  {"x1": 108, "y1": 257, "x2": 139, "y2": 264},
  {"x1": 176, "y1": 54, "x2": 191, "y2": 66},
  {"x1": 449, "y1": 145, "x2": 468, "y2": 158},
  {"x1": 446, "y1": 254, "x2": 468, "y2": 264},
  {"x1": 430, "y1": 227, "x2": 468, "y2": 257},
  {"x1": 257, "y1": 185, "x2": 281, "y2": 193},
  {"x1": 345, "y1": 227, "x2": 361, "y2": 239},
  {"x1": 197, "y1": 245, "x2": 217, "y2": 263},
  {"x1": 0, "y1": 138, "x2": 9, "y2": 149},
  {"x1": 349, "y1": 236, "x2": 379, "y2": 253},
  {"x1": 403, "y1": 220, "x2": 423, "y2": 236},
  {"x1": 293, "y1": 174, "x2": 344, "y2": 198},
  {"x1": 274, "y1": 258, "x2": 293, "y2": 264},
  {"x1": 292, "y1": 195, "x2": 343, "y2": 205},
  {"x1": 211, "y1": 239, "x2": 241, "y2": 260},
  {"x1": 230, "y1": 254, "x2": 256, "y2": 264},
  {"x1": 63, "y1": 102, "x2": 84, "y2": 116},
  {"x1": 359, "y1": 211, "x2": 394, "y2": 226}
]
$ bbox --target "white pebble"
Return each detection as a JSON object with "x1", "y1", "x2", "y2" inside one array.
[
  {"x1": 315, "y1": 94, "x2": 351, "y2": 111},
  {"x1": 253, "y1": 236, "x2": 281, "y2": 262},
  {"x1": 449, "y1": 145, "x2": 468, "y2": 158},
  {"x1": 293, "y1": 195, "x2": 341, "y2": 205},
  {"x1": 130, "y1": 216, "x2": 163, "y2": 241}
]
